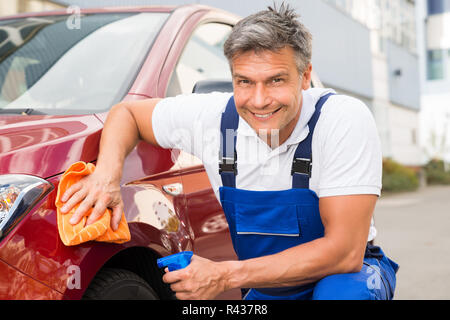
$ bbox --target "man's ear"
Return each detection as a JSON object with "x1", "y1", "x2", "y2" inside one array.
[{"x1": 301, "y1": 63, "x2": 313, "y2": 90}]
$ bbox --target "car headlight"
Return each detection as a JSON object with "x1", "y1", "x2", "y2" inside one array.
[{"x1": 0, "y1": 175, "x2": 53, "y2": 241}]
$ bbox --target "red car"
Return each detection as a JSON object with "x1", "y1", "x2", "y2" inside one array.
[{"x1": 0, "y1": 5, "x2": 322, "y2": 300}]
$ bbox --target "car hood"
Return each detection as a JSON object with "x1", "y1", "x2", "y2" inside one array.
[{"x1": 0, "y1": 114, "x2": 104, "y2": 178}]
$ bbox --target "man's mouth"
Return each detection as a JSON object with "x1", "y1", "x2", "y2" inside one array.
[{"x1": 252, "y1": 107, "x2": 282, "y2": 120}]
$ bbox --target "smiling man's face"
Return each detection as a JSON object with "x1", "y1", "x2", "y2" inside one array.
[{"x1": 231, "y1": 46, "x2": 312, "y2": 147}]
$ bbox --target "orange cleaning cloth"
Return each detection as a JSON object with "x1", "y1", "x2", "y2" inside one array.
[{"x1": 55, "y1": 161, "x2": 131, "y2": 246}]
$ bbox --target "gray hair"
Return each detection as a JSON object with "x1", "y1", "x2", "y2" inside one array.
[{"x1": 224, "y1": 3, "x2": 312, "y2": 74}]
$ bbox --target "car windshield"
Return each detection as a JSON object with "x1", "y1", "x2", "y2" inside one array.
[{"x1": 0, "y1": 12, "x2": 168, "y2": 115}]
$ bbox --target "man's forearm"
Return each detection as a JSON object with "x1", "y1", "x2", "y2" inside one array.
[
  {"x1": 95, "y1": 102, "x2": 140, "y2": 181},
  {"x1": 222, "y1": 236, "x2": 363, "y2": 291},
  {"x1": 221, "y1": 195, "x2": 373, "y2": 292}
]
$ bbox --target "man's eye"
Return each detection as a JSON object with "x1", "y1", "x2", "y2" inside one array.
[
  {"x1": 238, "y1": 79, "x2": 250, "y2": 85},
  {"x1": 272, "y1": 78, "x2": 283, "y2": 83}
]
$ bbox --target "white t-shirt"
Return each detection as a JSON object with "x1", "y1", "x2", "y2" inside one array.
[{"x1": 152, "y1": 88, "x2": 382, "y2": 241}]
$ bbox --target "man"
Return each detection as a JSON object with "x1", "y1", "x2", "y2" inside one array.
[{"x1": 60, "y1": 4, "x2": 398, "y2": 300}]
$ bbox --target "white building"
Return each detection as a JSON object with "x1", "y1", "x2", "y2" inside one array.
[
  {"x1": 417, "y1": 0, "x2": 450, "y2": 163},
  {"x1": 324, "y1": 0, "x2": 422, "y2": 168}
]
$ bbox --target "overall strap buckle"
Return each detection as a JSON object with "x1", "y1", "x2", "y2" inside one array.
[
  {"x1": 219, "y1": 151, "x2": 238, "y2": 175},
  {"x1": 291, "y1": 158, "x2": 312, "y2": 177}
]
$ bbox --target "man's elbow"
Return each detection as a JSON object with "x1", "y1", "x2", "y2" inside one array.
[
  {"x1": 327, "y1": 242, "x2": 365, "y2": 274},
  {"x1": 340, "y1": 249, "x2": 365, "y2": 274},
  {"x1": 109, "y1": 102, "x2": 130, "y2": 117},
  {"x1": 347, "y1": 259, "x2": 364, "y2": 274}
]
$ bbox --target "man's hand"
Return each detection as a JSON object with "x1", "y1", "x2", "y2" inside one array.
[
  {"x1": 60, "y1": 170, "x2": 123, "y2": 231},
  {"x1": 162, "y1": 255, "x2": 230, "y2": 300}
]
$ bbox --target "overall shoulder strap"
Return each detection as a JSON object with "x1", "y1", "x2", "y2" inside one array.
[
  {"x1": 292, "y1": 92, "x2": 335, "y2": 189},
  {"x1": 219, "y1": 95, "x2": 239, "y2": 188}
]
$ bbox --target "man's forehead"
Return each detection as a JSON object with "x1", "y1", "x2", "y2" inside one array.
[
  {"x1": 230, "y1": 47, "x2": 297, "y2": 74},
  {"x1": 231, "y1": 60, "x2": 295, "y2": 81}
]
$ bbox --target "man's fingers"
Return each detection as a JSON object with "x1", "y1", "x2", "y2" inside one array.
[
  {"x1": 162, "y1": 268, "x2": 184, "y2": 285},
  {"x1": 70, "y1": 194, "x2": 95, "y2": 225},
  {"x1": 61, "y1": 182, "x2": 83, "y2": 203},
  {"x1": 111, "y1": 204, "x2": 123, "y2": 231},
  {"x1": 170, "y1": 279, "x2": 193, "y2": 293},
  {"x1": 61, "y1": 188, "x2": 87, "y2": 214},
  {"x1": 86, "y1": 196, "x2": 109, "y2": 226},
  {"x1": 61, "y1": 174, "x2": 124, "y2": 229}
]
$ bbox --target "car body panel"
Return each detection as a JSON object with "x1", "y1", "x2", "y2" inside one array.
[
  {"x1": 0, "y1": 257, "x2": 62, "y2": 299},
  {"x1": 0, "y1": 115, "x2": 102, "y2": 177},
  {"x1": 0, "y1": 173, "x2": 177, "y2": 299}
]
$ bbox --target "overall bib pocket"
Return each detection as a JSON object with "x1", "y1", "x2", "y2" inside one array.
[{"x1": 234, "y1": 202, "x2": 302, "y2": 259}]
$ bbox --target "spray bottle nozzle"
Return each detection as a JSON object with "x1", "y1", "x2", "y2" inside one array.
[{"x1": 157, "y1": 251, "x2": 193, "y2": 272}]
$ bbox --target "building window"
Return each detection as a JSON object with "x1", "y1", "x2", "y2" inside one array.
[
  {"x1": 427, "y1": 50, "x2": 445, "y2": 80},
  {"x1": 427, "y1": 0, "x2": 450, "y2": 15}
]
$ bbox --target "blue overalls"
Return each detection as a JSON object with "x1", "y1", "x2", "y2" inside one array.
[{"x1": 218, "y1": 94, "x2": 399, "y2": 300}]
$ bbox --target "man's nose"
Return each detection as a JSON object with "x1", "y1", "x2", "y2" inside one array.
[{"x1": 251, "y1": 83, "x2": 270, "y2": 109}]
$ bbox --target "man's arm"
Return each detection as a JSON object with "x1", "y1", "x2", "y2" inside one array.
[
  {"x1": 60, "y1": 91, "x2": 233, "y2": 230},
  {"x1": 60, "y1": 98, "x2": 161, "y2": 230},
  {"x1": 163, "y1": 194, "x2": 375, "y2": 299},
  {"x1": 224, "y1": 194, "x2": 375, "y2": 289}
]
